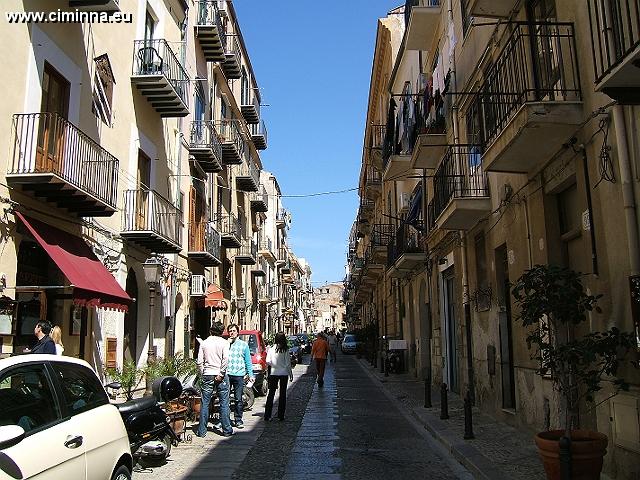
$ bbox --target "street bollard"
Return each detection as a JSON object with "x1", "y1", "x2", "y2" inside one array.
[
  {"x1": 463, "y1": 390, "x2": 475, "y2": 439},
  {"x1": 424, "y1": 376, "x2": 432, "y2": 408},
  {"x1": 384, "y1": 358, "x2": 390, "y2": 377},
  {"x1": 440, "y1": 383, "x2": 449, "y2": 419},
  {"x1": 559, "y1": 436, "x2": 572, "y2": 480}
]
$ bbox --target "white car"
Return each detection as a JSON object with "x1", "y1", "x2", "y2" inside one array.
[
  {"x1": 0, "y1": 355, "x2": 133, "y2": 479},
  {"x1": 341, "y1": 334, "x2": 359, "y2": 354}
]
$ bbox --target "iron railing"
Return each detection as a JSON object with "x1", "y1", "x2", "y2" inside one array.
[
  {"x1": 122, "y1": 189, "x2": 182, "y2": 246},
  {"x1": 216, "y1": 119, "x2": 244, "y2": 150},
  {"x1": 10, "y1": 112, "x2": 119, "y2": 208},
  {"x1": 238, "y1": 239, "x2": 258, "y2": 258},
  {"x1": 427, "y1": 198, "x2": 437, "y2": 232},
  {"x1": 276, "y1": 208, "x2": 289, "y2": 224},
  {"x1": 371, "y1": 224, "x2": 394, "y2": 246},
  {"x1": 214, "y1": 212, "x2": 241, "y2": 237},
  {"x1": 405, "y1": 0, "x2": 441, "y2": 24},
  {"x1": 472, "y1": 22, "x2": 581, "y2": 150},
  {"x1": 260, "y1": 237, "x2": 274, "y2": 255},
  {"x1": 588, "y1": 0, "x2": 640, "y2": 83},
  {"x1": 189, "y1": 221, "x2": 221, "y2": 260},
  {"x1": 224, "y1": 35, "x2": 241, "y2": 64},
  {"x1": 278, "y1": 246, "x2": 289, "y2": 263},
  {"x1": 365, "y1": 166, "x2": 382, "y2": 187},
  {"x1": 251, "y1": 119, "x2": 268, "y2": 146},
  {"x1": 360, "y1": 197, "x2": 375, "y2": 210},
  {"x1": 242, "y1": 89, "x2": 260, "y2": 118},
  {"x1": 254, "y1": 256, "x2": 268, "y2": 273},
  {"x1": 196, "y1": 0, "x2": 224, "y2": 36},
  {"x1": 251, "y1": 185, "x2": 269, "y2": 206},
  {"x1": 388, "y1": 224, "x2": 423, "y2": 267},
  {"x1": 237, "y1": 155, "x2": 260, "y2": 185},
  {"x1": 369, "y1": 124, "x2": 386, "y2": 150},
  {"x1": 259, "y1": 283, "x2": 278, "y2": 301},
  {"x1": 432, "y1": 145, "x2": 489, "y2": 221},
  {"x1": 131, "y1": 39, "x2": 189, "y2": 106},
  {"x1": 190, "y1": 121, "x2": 222, "y2": 155}
]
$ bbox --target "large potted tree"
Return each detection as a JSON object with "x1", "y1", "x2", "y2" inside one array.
[{"x1": 511, "y1": 265, "x2": 636, "y2": 480}]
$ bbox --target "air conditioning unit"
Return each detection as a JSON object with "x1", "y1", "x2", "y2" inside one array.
[
  {"x1": 399, "y1": 192, "x2": 411, "y2": 212},
  {"x1": 190, "y1": 275, "x2": 207, "y2": 296}
]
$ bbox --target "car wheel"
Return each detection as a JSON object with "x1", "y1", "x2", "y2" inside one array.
[{"x1": 111, "y1": 465, "x2": 131, "y2": 480}]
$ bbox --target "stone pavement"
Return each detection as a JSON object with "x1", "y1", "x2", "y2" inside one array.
[{"x1": 356, "y1": 357, "x2": 546, "y2": 480}]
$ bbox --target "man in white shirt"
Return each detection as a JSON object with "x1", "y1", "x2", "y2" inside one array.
[
  {"x1": 327, "y1": 330, "x2": 338, "y2": 363},
  {"x1": 196, "y1": 321, "x2": 232, "y2": 437}
]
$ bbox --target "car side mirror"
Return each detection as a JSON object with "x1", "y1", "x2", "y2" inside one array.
[{"x1": 0, "y1": 425, "x2": 25, "y2": 450}]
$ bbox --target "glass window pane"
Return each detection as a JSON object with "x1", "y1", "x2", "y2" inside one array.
[{"x1": 50, "y1": 363, "x2": 108, "y2": 416}]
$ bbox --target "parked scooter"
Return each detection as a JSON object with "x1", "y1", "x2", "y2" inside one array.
[{"x1": 106, "y1": 376, "x2": 182, "y2": 467}]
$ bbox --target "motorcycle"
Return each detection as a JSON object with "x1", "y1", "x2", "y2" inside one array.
[
  {"x1": 181, "y1": 374, "x2": 255, "y2": 418},
  {"x1": 106, "y1": 376, "x2": 182, "y2": 467}
]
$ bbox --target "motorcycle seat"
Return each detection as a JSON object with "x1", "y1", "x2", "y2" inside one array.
[{"x1": 116, "y1": 396, "x2": 157, "y2": 415}]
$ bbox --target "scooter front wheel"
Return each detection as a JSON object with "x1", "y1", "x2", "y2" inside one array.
[
  {"x1": 243, "y1": 387, "x2": 255, "y2": 411},
  {"x1": 137, "y1": 433, "x2": 172, "y2": 468}
]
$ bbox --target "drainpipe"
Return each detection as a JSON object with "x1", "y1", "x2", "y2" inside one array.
[
  {"x1": 613, "y1": 105, "x2": 640, "y2": 276},
  {"x1": 460, "y1": 233, "x2": 475, "y2": 403}
]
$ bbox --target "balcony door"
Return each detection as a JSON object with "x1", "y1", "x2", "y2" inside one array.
[
  {"x1": 526, "y1": 0, "x2": 563, "y2": 100},
  {"x1": 136, "y1": 150, "x2": 151, "y2": 230},
  {"x1": 37, "y1": 63, "x2": 69, "y2": 173},
  {"x1": 189, "y1": 185, "x2": 206, "y2": 252}
]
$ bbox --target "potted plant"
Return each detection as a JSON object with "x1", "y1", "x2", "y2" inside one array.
[
  {"x1": 104, "y1": 360, "x2": 145, "y2": 401},
  {"x1": 511, "y1": 265, "x2": 635, "y2": 480}
]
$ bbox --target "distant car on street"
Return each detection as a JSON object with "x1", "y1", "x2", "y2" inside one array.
[
  {"x1": 341, "y1": 333, "x2": 360, "y2": 354},
  {"x1": 287, "y1": 335, "x2": 304, "y2": 365},
  {"x1": 239, "y1": 330, "x2": 269, "y2": 396}
]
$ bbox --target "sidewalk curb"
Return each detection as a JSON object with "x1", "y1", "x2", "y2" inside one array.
[{"x1": 356, "y1": 358, "x2": 511, "y2": 480}]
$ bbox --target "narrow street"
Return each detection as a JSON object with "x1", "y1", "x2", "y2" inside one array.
[{"x1": 134, "y1": 353, "x2": 471, "y2": 479}]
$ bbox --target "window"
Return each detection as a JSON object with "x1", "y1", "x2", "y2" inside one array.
[
  {"x1": 50, "y1": 363, "x2": 108, "y2": 416},
  {"x1": 92, "y1": 54, "x2": 115, "y2": 126},
  {"x1": 0, "y1": 364, "x2": 60, "y2": 433}
]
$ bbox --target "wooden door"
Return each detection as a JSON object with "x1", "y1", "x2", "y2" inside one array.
[
  {"x1": 37, "y1": 64, "x2": 69, "y2": 173},
  {"x1": 136, "y1": 150, "x2": 151, "y2": 230}
]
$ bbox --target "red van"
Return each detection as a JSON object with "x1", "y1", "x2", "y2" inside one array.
[{"x1": 238, "y1": 330, "x2": 268, "y2": 396}]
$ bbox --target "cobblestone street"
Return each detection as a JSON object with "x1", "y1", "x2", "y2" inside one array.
[{"x1": 133, "y1": 353, "x2": 471, "y2": 479}]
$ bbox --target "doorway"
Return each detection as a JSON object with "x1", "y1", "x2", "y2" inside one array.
[
  {"x1": 495, "y1": 245, "x2": 516, "y2": 409},
  {"x1": 37, "y1": 63, "x2": 70, "y2": 173},
  {"x1": 124, "y1": 269, "x2": 138, "y2": 363},
  {"x1": 442, "y1": 267, "x2": 459, "y2": 393}
]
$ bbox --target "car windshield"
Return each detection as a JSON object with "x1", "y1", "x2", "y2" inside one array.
[
  {"x1": 344, "y1": 335, "x2": 356, "y2": 342},
  {"x1": 238, "y1": 334, "x2": 257, "y2": 355}
]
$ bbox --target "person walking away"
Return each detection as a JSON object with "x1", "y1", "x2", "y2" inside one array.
[
  {"x1": 196, "y1": 321, "x2": 233, "y2": 437},
  {"x1": 50, "y1": 325, "x2": 64, "y2": 355},
  {"x1": 326, "y1": 330, "x2": 338, "y2": 363},
  {"x1": 311, "y1": 333, "x2": 330, "y2": 387},
  {"x1": 264, "y1": 333, "x2": 293, "y2": 421},
  {"x1": 227, "y1": 323, "x2": 254, "y2": 429},
  {"x1": 24, "y1": 321, "x2": 56, "y2": 354}
]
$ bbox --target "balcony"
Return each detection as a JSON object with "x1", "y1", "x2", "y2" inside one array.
[
  {"x1": 387, "y1": 224, "x2": 426, "y2": 278},
  {"x1": 189, "y1": 121, "x2": 222, "y2": 172},
  {"x1": 259, "y1": 238, "x2": 276, "y2": 262},
  {"x1": 216, "y1": 119, "x2": 244, "y2": 165},
  {"x1": 7, "y1": 112, "x2": 118, "y2": 217},
  {"x1": 195, "y1": 0, "x2": 225, "y2": 62},
  {"x1": 235, "y1": 156, "x2": 259, "y2": 192},
  {"x1": 432, "y1": 145, "x2": 491, "y2": 231},
  {"x1": 405, "y1": 0, "x2": 442, "y2": 51},
  {"x1": 276, "y1": 209, "x2": 289, "y2": 229},
  {"x1": 276, "y1": 246, "x2": 288, "y2": 267},
  {"x1": 252, "y1": 256, "x2": 268, "y2": 276},
  {"x1": 467, "y1": 0, "x2": 517, "y2": 18},
  {"x1": 371, "y1": 223, "x2": 394, "y2": 263},
  {"x1": 259, "y1": 284, "x2": 277, "y2": 303},
  {"x1": 364, "y1": 166, "x2": 382, "y2": 198},
  {"x1": 359, "y1": 197, "x2": 375, "y2": 217},
  {"x1": 188, "y1": 221, "x2": 222, "y2": 266},
  {"x1": 474, "y1": 22, "x2": 582, "y2": 173},
  {"x1": 214, "y1": 213, "x2": 241, "y2": 248},
  {"x1": 588, "y1": 0, "x2": 640, "y2": 103},
  {"x1": 364, "y1": 246, "x2": 384, "y2": 281},
  {"x1": 222, "y1": 35, "x2": 242, "y2": 80},
  {"x1": 69, "y1": 0, "x2": 120, "y2": 11},
  {"x1": 411, "y1": 133, "x2": 447, "y2": 169},
  {"x1": 121, "y1": 189, "x2": 182, "y2": 253},
  {"x1": 235, "y1": 239, "x2": 257, "y2": 265},
  {"x1": 241, "y1": 91, "x2": 260, "y2": 125},
  {"x1": 131, "y1": 39, "x2": 189, "y2": 117},
  {"x1": 368, "y1": 124, "x2": 386, "y2": 170},
  {"x1": 251, "y1": 120, "x2": 268, "y2": 150},
  {"x1": 250, "y1": 185, "x2": 268, "y2": 212}
]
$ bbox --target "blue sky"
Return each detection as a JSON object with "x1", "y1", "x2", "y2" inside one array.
[{"x1": 233, "y1": 0, "x2": 395, "y2": 286}]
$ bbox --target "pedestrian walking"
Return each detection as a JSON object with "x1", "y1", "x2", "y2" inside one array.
[
  {"x1": 311, "y1": 332, "x2": 330, "y2": 387},
  {"x1": 196, "y1": 321, "x2": 233, "y2": 437},
  {"x1": 50, "y1": 325, "x2": 64, "y2": 356},
  {"x1": 264, "y1": 332, "x2": 293, "y2": 422},
  {"x1": 227, "y1": 323, "x2": 254, "y2": 429},
  {"x1": 24, "y1": 321, "x2": 56, "y2": 354},
  {"x1": 326, "y1": 330, "x2": 338, "y2": 363}
]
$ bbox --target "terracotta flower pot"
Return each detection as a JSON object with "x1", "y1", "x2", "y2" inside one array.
[{"x1": 534, "y1": 430, "x2": 608, "y2": 480}]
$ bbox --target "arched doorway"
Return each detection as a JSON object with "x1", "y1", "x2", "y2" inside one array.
[{"x1": 124, "y1": 269, "x2": 138, "y2": 363}]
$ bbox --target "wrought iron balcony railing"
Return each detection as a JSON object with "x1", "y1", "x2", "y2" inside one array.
[
  {"x1": 472, "y1": 22, "x2": 580, "y2": 150},
  {"x1": 371, "y1": 224, "x2": 394, "y2": 246},
  {"x1": 251, "y1": 119, "x2": 268, "y2": 150},
  {"x1": 432, "y1": 145, "x2": 489, "y2": 221},
  {"x1": 131, "y1": 39, "x2": 189, "y2": 106},
  {"x1": 588, "y1": 0, "x2": 640, "y2": 84},
  {"x1": 388, "y1": 224, "x2": 423, "y2": 267},
  {"x1": 122, "y1": 189, "x2": 182, "y2": 248},
  {"x1": 189, "y1": 221, "x2": 221, "y2": 262},
  {"x1": 196, "y1": 0, "x2": 224, "y2": 33},
  {"x1": 214, "y1": 212, "x2": 242, "y2": 237},
  {"x1": 9, "y1": 112, "x2": 119, "y2": 211},
  {"x1": 369, "y1": 124, "x2": 386, "y2": 151}
]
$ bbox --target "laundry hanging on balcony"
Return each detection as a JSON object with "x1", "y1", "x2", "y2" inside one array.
[{"x1": 406, "y1": 182, "x2": 423, "y2": 231}]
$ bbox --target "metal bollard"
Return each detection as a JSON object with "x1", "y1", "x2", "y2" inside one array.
[
  {"x1": 463, "y1": 390, "x2": 475, "y2": 439},
  {"x1": 424, "y1": 376, "x2": 432, "y2": 408},
  {"x1": 559, "y1": 436, "x2": 572, "y2": 480},
  {"x1": 440, "y1": 383, "x2": 449, "y2": 419}
]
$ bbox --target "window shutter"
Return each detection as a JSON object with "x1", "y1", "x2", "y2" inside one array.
[{"x1": 106, "y1": 337, "x2": 117, "y2": 369}]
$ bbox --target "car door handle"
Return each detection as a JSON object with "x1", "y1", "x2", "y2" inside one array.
[{"x1": 64, "y1": 435, "x2": 83, "y2": 449}]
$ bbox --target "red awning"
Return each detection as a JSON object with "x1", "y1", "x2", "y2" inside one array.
[
  {"x1": 204, "y1": 284, "x2": 227, "y2": 311},
  {"x1": 16, "y1": 212, "x2": 131, "y2": 312}
]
